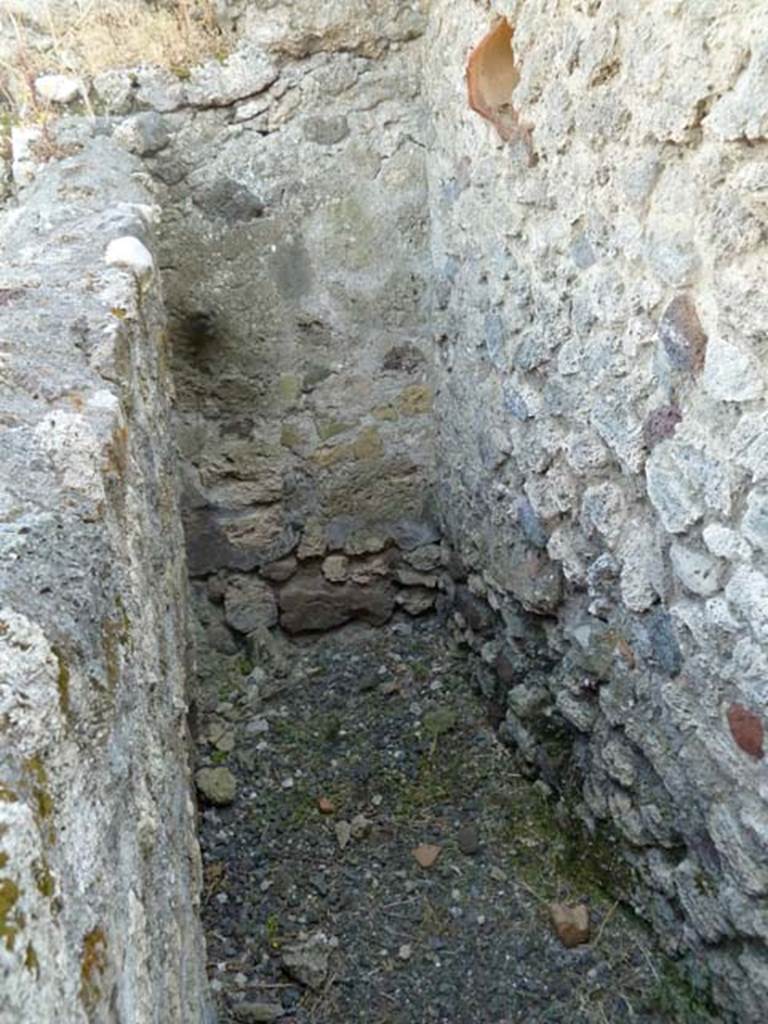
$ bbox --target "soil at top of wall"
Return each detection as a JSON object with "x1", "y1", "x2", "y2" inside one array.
[{"x1": 194, "y1": 619, "x2": 711, "y2": 1024}]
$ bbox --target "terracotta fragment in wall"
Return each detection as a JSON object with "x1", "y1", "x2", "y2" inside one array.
[
  {"x1": 643, "y1": 404, "x2": 682, "y2": 450},
  {"x1": 727, "y1": 703, "x2": 764, "y2": 760},
  {"x1": 466, "y1": 18, "x2": 533, "y2": 157}
]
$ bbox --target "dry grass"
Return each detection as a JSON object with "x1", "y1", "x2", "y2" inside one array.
[
  {"x1": 41, "y1": 0, "x2": 225, "y2": 77},
  {"x1": 1, "y1": 1, "x2": 229, "y2": 117}
]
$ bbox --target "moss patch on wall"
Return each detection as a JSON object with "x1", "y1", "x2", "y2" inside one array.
[
  {"x1": 0, "y1": 877, "x2": 23, "y2": 951},
  {"x1": 51, "y1": 645, "x2": 71, "y2": 720},
  {"x1": 80, "y1": 926, "x2": 108, "y2": 1012}
]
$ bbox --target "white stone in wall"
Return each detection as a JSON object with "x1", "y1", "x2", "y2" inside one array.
[
  {"x1": 730, "y1": 637, "x2": 768, "y2": 703},
  {"x1": 618, "y1": 520, "x2": 666, "y2": 612},
  {"x1": 34, "y1": 73, "x2": 82, "y2": 104},
  {"x1": 92, "y1": 69, "x2": 135, "y2": 115},
  {"x1": 709, "y1": 801, "x2": 768, "y2": 897},
  {"x1": 705, "y1": 595, "x2": 742, "y2": 635},
  {"x1": 0, "y1": 609, "x2": 64, "y2": 754},
  {"x1": 703, "y1": 522, "x2": 752, "y2": 562},
  {"x1": 741, "y1": 489, "x2": 768, "y2": 553},
  {"x1": 646, "y1": 443, "x2": 704, "y2": 534},
  {"x1": 580, "y1": 482, "x2": 626, "y2": 548},
  {"x1": 113, "y1": 113, "x2": 170, "y2": 157},
  {"x1": 702, "y1": 336, "x2": 763, "y2": 402},
  {"x1": 563, "y1": 431, "x2": 610, "y2": 475},
  {"x1": 670, "y1": 542, "x2": 724, "y2": 597},
  {"x1": 601, "y1": 737, "x2": 637, "y2": 789},
  {"x1": 87, "y1": 389, "x2": 121, "y2": 413},
  {"x1": 669, "y1": 597, "x2": 706, "y2": 646},
  {"x1": 591, "y1": 396, "x2": 645, "y2": 474},
  {"x1": 523, "y1": 463, "x2": 576, "y2": 519},
  {"x1": 705, "y1": 45, "x2": 768, "y2": 142},
  {"x1": 546, "y1": 525, "x2": 587, "y2": 585},
  {"x1": 725, "y1": 566, "x2": 768, "y2": 643},
  {"x1": 645, "y1": 231, "x2": 700, "y2": 288},
  {"x1": 731, "y1": 411, "x2": 768, "y2": 481},
  {"x1": 185, "y1": 44, "x2": 278, "y2": 107},
  {"x1": 10, "y1": 123, "x2": 42, "y2": 186}
]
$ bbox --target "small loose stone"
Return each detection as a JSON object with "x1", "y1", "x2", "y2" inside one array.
[
  {"x1": 350, "y1": 813, "x2": 372, "y2": 839},
  {"x1": 335, "y1": 820, "x2": 352, "y2": 850},
  {"x1": 195, "y1": 766, "x2": 237, "y2": 806},
  {"x1": 457, "y1": 823, "x2": 481, "y2": 856},
  {"x1": 549, "y1": 903, "x2": 590, "y2": 948},
  {"x1": 233, "y1": 1001, "x2": 285, "y2": 1022}
]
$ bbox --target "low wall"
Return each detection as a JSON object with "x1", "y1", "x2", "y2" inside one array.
[{"x1": 0, "y1": 139, "x2": 209, "y2": 1023}]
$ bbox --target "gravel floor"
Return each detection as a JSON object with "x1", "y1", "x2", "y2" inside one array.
[{"x1": 195, "y1": 618, "x2": 702, "y2": 1024}]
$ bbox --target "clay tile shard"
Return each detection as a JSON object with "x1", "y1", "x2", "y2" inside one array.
[
  {"x1": 658, "y1": 295, "x2": 708, "y2": 374},
  {"x1": 412, "y1": 843, "x2": 441, "y2": 868},
  {"x1": 727, "y1": 703, "x2": 765, "y2": 760},
  {"x1": 466, "y1": 18, "x2": 532, "y2": 153}
]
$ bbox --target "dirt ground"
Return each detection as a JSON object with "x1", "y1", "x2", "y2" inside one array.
[{"x1": 195, "y1": 618, "x2": 712, "y2": 1024}]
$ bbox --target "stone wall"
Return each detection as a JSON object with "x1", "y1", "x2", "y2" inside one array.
[
  {"x1": 0, "y1": 140, "x2": 209, "y2": 1023},
  {"x1": 424, "y1": 1, "x2": 768, "y2": 1018},
  {"x1": 95, "y1": 6, "x2": 442, "y2": 646}
]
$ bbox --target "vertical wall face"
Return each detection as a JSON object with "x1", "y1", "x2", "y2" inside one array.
[
  {"x1": 150, "y1": 4, "x2": 441, "y2": 641},
  {"x1": 424, "y1": 0, "x2": 768, "y2": 1016},
  {"x1": 0, "y1": 141, "x2": 208, "y2": 1023}
]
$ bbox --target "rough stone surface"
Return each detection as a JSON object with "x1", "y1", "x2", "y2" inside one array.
[
  {"x1": 424, "y1": 2, "x2": 768, "y2": 1019},
  {"x1": 224, "y1": 574, "x2": 279, "y2": 633},
  {"x1": 670, "y1": 542, "x2": 724, "y2": 597},
  {"x1": 153, "y1": 18, "x2": 438, "y2": 667},
  {"x1": 278, "y1": 571, "x2": 396, "y2": 634},
  {"x1": 0, "y1": 140, "x2": 209, "y2": 1022}
]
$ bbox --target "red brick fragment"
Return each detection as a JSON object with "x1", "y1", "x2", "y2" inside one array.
[
  {"x1": 643, "y1": 405, "x2": 682, "y2": 450},
  {"x1": 466, "y1": 18, "x2": 534, "y2": 158},
  {"x1": 727, "y1": 703, "x2": 764, "y2": 760}
]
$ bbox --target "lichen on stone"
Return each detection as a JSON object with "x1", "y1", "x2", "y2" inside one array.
[
  {"x1": 79, "y1": 927, "x2": 108, "y2": 1012},
  {"x1": 0, "y1": 876, "x2": 23, "y2": 951}
]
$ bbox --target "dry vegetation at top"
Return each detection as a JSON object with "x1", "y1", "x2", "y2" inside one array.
[{"x1": 0, "y1": 1, "x2": 230, "y2": 115}]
